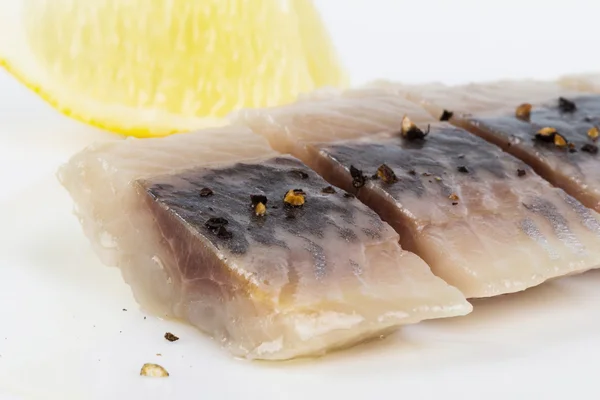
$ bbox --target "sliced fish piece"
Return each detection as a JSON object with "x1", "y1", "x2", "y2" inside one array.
[
  {"x1": 233, "y1": 91, "x2": 600, "y2": 298},
  {"x1": 410, "y1": 88, "x2": 600, "y2": 212},
  {"x1": 387, "y1": 80, "x2": 600, "y2": 212},
  {"x1": 58, "y1": 127, "x2": 278, "y2": 313},
  {"x1": 460, "y1": 95, "x2": 600, "y2": 213},
  {"x1": 230, "y1": 85, "x2": 437, "y2": 156},
  {"x1": 559, "y1": 73, "x2": 600, "y2": 93},
  {"x1": 303, "y1": 124, "x2": 600, "y2": 298},
  {"x1": 58, "y1": 126, "x2": 470, "y2": 360},
  {"x1": 377, "y1": 79, "x2": 577, "y2": 120}
]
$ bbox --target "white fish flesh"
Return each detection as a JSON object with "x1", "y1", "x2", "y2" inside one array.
[
  {"x1": 394, "y1": 80, "x2": 600, "y2": 212},
  {"x1": 58, "y1": 126, "x2": 470, "y2": 360},
  {"x1": 232, "y1": 87, "x2": 600, "y2": 298}
]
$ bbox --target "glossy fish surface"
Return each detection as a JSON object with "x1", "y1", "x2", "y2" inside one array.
[
  {"x1": 58, "y1": 127, "x2": 470, "y2": 360},
  {"x1": 381, "y1": 80, "x2": 600, "y2": 212},
  {"x1": 304, "y1": 124, "x2": 600, "y2": 298},
  {"x1": 231, "y1": 86, "x2": 436, "y2": 155},
  {"x1": 233, "y1": 91, "x2": 600, "y2": 298},
  {"x1": 460, "y1": 95, "x2": 600, "y2": 212}
]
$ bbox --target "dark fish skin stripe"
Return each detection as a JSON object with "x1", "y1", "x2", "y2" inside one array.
[
  {"x1": 321, "y1": 125, "x2": 509, "y2": 200},
  {"x1": 303, "y1": 238, "x2": 327, "y2": 280},
  {"x1": 140, "y1": 156, "x2": 388, "y2": 280},
  {"x1": 465, "y1": 95, "x2": 600, "y2": 178},
  {"x1": 350, "y1": 260, "x2": 363, "y2": 277},
  {"x1": 520, "y1": 218, "x2": 559, "y2": 260},
  {"x1": 561, "y1": 192, "x2": 600, "y2": 236},
  {"x1": 448, "y1": 95, "x2": 600, "y2": 215},
  {"x1": 523, "y1": 198, "x2": 586, "y2": 256}
]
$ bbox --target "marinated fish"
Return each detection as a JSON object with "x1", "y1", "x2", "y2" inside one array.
[
  {"x1": 559, "y1": 73, "x2": 600, "y2": 93},
  {"x1": 232, "y1": 86, "x2": 436, "y2": 157},
  {"x1": 396, "y1": 81, "x2": 600, "y2": 212},
  {"x1": 58, "y1": 126, "x2": 470, "y2": 360},
  {"x1": 233, "y1": 90, "x2": 600, "y2": 298},
  {"x1": 382, "y1": 79, "x2": 574, "y2": 122}
]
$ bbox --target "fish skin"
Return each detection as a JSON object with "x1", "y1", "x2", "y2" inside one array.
[
  {"x1": 231, "y1": 85, "x2": 600, "y2": 298},
  {"x1": 57, "y1": 126, "x2": 470, "y2": 360},
  {"x1": 309, "y1": 125, "x2": 600, "y2": 298},
  {"x1": 390, "y1": 79, "x2": 600, "y2": 212},
  {"x1": 57, "y1": 126, "x2": 279, "y2": 317},
  {"x1": 461, "y1": 95, "x2": 600, "y2": 213}
]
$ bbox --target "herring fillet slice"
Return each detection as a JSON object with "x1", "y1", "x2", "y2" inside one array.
[
  {"x1": 395, "y1": 81, "x2": 600, "y2": 212},
  {"x1": 230, "y1": 85, "x2": 437, "y2": 155},
  {"x1": 379, "y1": 79, "x2": 575, "y2": 121},
  {"x1": 57, "y1": 126, "x2": 470, "y2": 360},
  {"x1": 231, "y1": 87, "x2": 600, "y2": 298},
  {"x1": 58, "y1": 126, "x2": 278, "y2": 315},
  {"x1": 559, "y1": 73, "x2": 600, "y2": 93},
  {"x1": 306, "y1": 126, "x2": 600, "y2": 298},
  {"x1": 460, "y1": 95, "x2": 600, "y2": 213}
]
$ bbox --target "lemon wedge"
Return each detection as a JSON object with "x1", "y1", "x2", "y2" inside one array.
[{"x1": 0, "y1": 0, "x2": 348, "y2": 137}]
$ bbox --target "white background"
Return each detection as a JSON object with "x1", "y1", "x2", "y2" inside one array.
[{"x1": 1, "y1": 1, "x2": 600, "y2": 399}]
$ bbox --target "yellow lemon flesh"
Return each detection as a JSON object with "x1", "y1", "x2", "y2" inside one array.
[{"x1": 0, "y1": 0, "x2": 348, "y2": 137}]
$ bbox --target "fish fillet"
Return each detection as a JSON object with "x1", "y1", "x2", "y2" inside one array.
[
  {"x1": 232, "y1": 85, "x2": 436, "y2": 155},
  {"x1": 395, "y1": 81, "x2": 600, "y2": 212},
  {"x1": 232, "y1": 88, "x2": 600, "y2": 298},
  {"x1": 378, "y1": 79, "x2": 575, "y2": 121},
  {"x1": 58, "y1": 126, "x2": 470, "y2": 360},
  {"x1": 559, "y1": 73, "x2": 600, "y2": 93}
]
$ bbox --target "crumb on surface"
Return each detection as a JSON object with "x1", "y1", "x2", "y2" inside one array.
[
  {"x1": 164, "y1": 332, "x2": 180, "y2": 342},
  {"x1": 140, "y1": 363, "x2": 169, "y2": 377}
]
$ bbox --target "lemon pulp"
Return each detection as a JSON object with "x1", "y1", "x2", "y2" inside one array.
[{"x1": 0, "y1": 0, "x2": 348, "y2": 137}]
